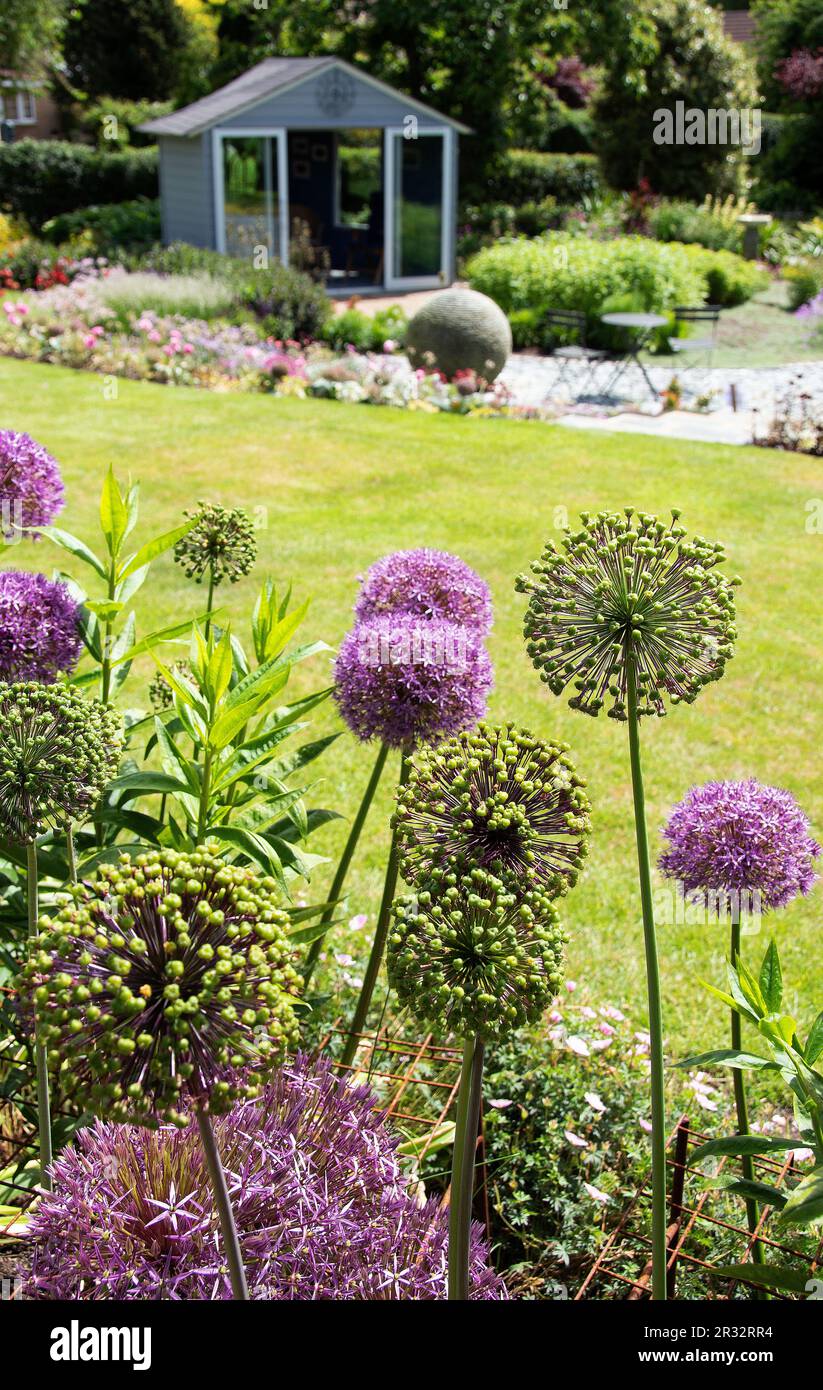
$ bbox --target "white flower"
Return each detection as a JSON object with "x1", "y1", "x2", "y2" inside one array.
[
  {"x1": 565, "y1": 1130, "x2": 588, "y2": 1149},
  {"x1": 566, "y1": 1035, "x2": 590, "y2": 1057},
  {"x1": 583, "y1": 1182, "x2": 610, "y2": 1204},
  {"x1": 584, "y1": 1091, "x2": 606, "y2": 1113}
]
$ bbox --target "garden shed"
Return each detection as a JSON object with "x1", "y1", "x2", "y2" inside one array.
[{"x1": 140, "y1": 57, "x2": 468, "y2": 294}]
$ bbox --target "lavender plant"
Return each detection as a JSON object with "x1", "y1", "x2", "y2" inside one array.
[
  {"x1": 660, "y1": 780, "x2": 820, "y2": 1254},
  {"x1": 389, "y1": 865, "x2": 566, "y2": 1299},
  {"x1": 333, "y1": 611, "x2": 494, "y2": 1066},
  {"x1": 25, "y1": 1054, "x2": 506, "y2": 1300},
  {"x1": 0, "y1": 572, "x2": 81, "y2": 683},
  {"x1": 19, "y1": 845, "x2": 302, "y2": 1299},
  {"x1": 517, "y1": 508, "x2": 740, "y2": 1301},
  {"x1": 0, "y1": 682, "x2": 123, "y2": 1190}
]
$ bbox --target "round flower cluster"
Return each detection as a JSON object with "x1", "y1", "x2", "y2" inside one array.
[
  {"x1": 0, "y1": 571, "x2": 81, "y2": 683},
  {"x1": 0, "y1": 683, "x2": 123, "y2": 843},
  {"x1": 174, "y1": 502, "x2": 257, "y2": 586},
  {"x1": 0, "y1": 429, "x2": 64, "y2": 536},
  {"x1": 659, "y1": 779, "x2": 820, "y2": 915},
  {"x1": 26, "y1": 1054, "x2": 506, "y2": 1300},
  {"x1": 21, "y1": 846, "x2": 302, "y2": 1126},
  {"x1": 388, "y1": 867, "x2": 565, "y2": 1040},
  {"x1": 395, "y1": 722, "x2": 591, "y2": 896},
  {"x1": 334, "y1": 612, "x2": 493, "y2": 748},
  {"x1": 355, "y1": 548, "x2": 493, "y2": 635},
  {"x1": 148, "y1": 661, "x2": 190, "y2": 712},
  {"x1": 516, "y1": 508, "x2": 740, "y2": 720}
]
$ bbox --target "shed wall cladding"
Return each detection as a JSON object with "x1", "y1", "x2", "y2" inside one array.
[
  {"x1": 158, "y1": 135, "x2": 214, "y2": 246},
  {"x1": 218, "y1": 69, "x2": 441, "y2": 132}
]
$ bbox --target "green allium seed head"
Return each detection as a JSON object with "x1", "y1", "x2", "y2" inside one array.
[
  {"x1": 516, "y1": 508, "x2": 740, "y2": 721},
  {"x1": 387, "y1": 865, "x2": 565, "y2": 1041},
  {"x1": 0, "y1": 682, "x2": 123, "y2": 843},
  {"x1": 19, "y1": 844, "x2": 302, "y2": 1126},
  {"x1": 174, "y1": 502, "x2": 257, "y2": 586},
  {"x1": 395, "y1": 722, "x2": 590, "y2": 898}
]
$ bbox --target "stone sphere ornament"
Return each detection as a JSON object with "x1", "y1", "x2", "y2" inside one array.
[{"x1": 405, "y1": 288, "x2": 512, "y2": 383}]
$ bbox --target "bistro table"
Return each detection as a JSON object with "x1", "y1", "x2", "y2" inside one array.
[{"x1": 600, "y1": 312, "x2": 668, "y2": 403}]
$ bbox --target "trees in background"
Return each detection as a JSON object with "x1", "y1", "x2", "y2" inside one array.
[
  {"x1": 0, "y1": 0, "x2": 64, "y2": 73},
  {"x1": 62, "y1": 0, "x2": 204, "y2": 101},
  {"x1": 751, "y1": 0, "x2": 823, "y2": 211}
]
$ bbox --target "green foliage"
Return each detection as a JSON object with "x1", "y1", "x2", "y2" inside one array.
[
  {"x1": 41, "y1": 200, "x2": 161, "y2": 258},
  {"x1": 321, "y1": 305, "x2": 408, "y2": 353},
  {"x1": 482, "y1": 151, "x2": 603, "y2": 207},
  {"x1": 74, "y1": 98, "x2": 174, "y2": 149},
  {"x1": 649, "y1": 196, "x2": 751, "y2": 254},
  {"x1": 683, "y1": 940, "x2": 823, "y2": 1255},
  {"x1": 753, "y1": 115, "x2": 823, "y2": 215},
  {"x1": 593, "y1": 0, "x2": 756, "y2": 199},
  {"x1": 63, "y1": 0, "x2": 198, "y2": 101},
  {"x1": 0, "y1": 141, "x2": 159, "y2": 231},
  {"x1": 680, "y1": 245, "x2": 769, "y2": 308},
  {"x1": 467, "y1": 234, "x2": 709, "y2": 348},
  {"x1": 136, "y1": 243, "x2": 330, "y2": 342},
  {"x1": 784, "y1": 260, "x2": 823, "y2": 310},
  {"x1": 0, "y1": 0, "x2": 63, "y2": 73},
  {"x1": 751, "y1": 0, "x2": 823, "y2": 109},
  {"x1": 100, "y1": 271, "x2": 236, "y2": 326}
]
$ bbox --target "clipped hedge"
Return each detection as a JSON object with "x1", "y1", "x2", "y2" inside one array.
[
  {"x1": 482, "y1": 150, "x2": 603, "y2": 207},
  {"x1": 42, "y1": 199, "x2": 161, "y2": 256},
  {"x1": 0, "y1": 140, "x2": 159, "y2": 229}
]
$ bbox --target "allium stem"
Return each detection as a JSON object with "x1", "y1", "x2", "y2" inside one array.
[
  {"x1": 449, "y1": 1035, "x2": 484, "y2": 1301},
  {"x1": 729, "y1": 915, "x2": 766, "y2": 1267},
  {"x1": 304, "y1": 740, "x2": 390, "y2": 984},
  {"x1": 195, "y1": 1104, "x2": 249, "y2": 1301},
  {"x1": 197, "y1": 747, "x2": 213, "y2": 843},
  {"x1": 26, "y1": 842, "x2": 53, "y2": 1194},
  {"x1": 66, "y1": 823, "x2": 77, "y2": 885},
  {"x1": 341, "y1": 746, "x2": 411, "y2": 1069},
  {"x1": 205, "y1": 567, "x2": 215, "y2": 643},
  {"x1": 626, "y1": 658, "x2": 667, "y2": 1302}
]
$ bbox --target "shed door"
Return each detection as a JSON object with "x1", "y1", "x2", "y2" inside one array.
[
  {"x1": 214, "y1": 130, "x2": 289, "y2": 267},
  {"x1": 384, "y1": 128, "x2": 451, "y2": 291}
]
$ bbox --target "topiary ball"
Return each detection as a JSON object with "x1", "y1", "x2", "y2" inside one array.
[{"x1": 405, "y1": 289, "x2": 512, "y2": 383}]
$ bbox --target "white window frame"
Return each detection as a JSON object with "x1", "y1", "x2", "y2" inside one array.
[
  {"x1": 384, "y1": 126, "x2": 454, "y2": 292},
  {"x1": 211, "y1": 127, "x2": 289, "y2": 266},
  {"x1": 0, "y1": 87, "x2": 37, "y2": 125}
]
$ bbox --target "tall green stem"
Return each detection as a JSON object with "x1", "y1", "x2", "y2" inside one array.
[
  {"x1": 26, "y1": 843, "x2": 53, "y2": 1194},
  {"x1": 195, "y1": 1105, "x2": 248, "y2": 1300},
  {"x1": 340, "y1": 746, "x2": 411, "y2": 1069},
  {"x1": 196, "y1": 747, "x2": 213, "y2": 844},
  {"x1": 626, "y1": 660, "x2": 667, "y2": 1301},
  {"x1": 66, "y1": 824, "x2": 77, "y2": 886},
  {"x1": 204, "y1": 567, "x2": 215, "y2": 643},
  {"x1": 449, "y1": 1036, "x2": 484, "y2": 1301},
  {"x1": 304, "y1": 741, "x2": 390, "y2": 985},
  {"x1": 730, "y1": 915, "x2": 765, "y2": 1265}
]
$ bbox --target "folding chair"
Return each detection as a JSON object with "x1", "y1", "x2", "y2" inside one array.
[
  {"x1": 668, "y1": 306, "x2": 721, "y2": 369},
  {"x1": 544, "y1": 309, "x2": 608, "y2": 395}
]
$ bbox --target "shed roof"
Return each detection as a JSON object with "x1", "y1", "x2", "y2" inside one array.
[
  {"x1": 139, "y1": 57, "x2": 470, "y2": 137},
  {"x1": 722, "y1": 10, "x2": 757, "y2": 45}
]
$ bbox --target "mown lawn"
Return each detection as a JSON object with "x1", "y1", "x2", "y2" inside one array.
[{"x1": 2, "y1": 356, "x2": 821, "y2": 1057}]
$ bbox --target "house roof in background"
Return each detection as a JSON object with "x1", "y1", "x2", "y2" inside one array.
[
  {"x1": 722, "y1": 10, "x2": 757, "y2": 44},
  {"x1": 138, "y1": 57, "x2": 470, "y2": 136}
]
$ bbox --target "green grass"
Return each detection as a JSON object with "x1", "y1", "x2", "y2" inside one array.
[
  {"x1": 651, "y1": 280, "x2": 823, "y2": 371},
  {"x1": 2, "y1": 355, "x2": 821, "y2": 1060}
]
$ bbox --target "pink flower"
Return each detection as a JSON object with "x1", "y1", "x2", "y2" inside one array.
[
  {"x1": 639, "y1": 1117, "x2": 653, "y2": 1133},
  {"x1": 383, "y1": 339, "x2": 397, "y2": 354},
  {"x1": 566, "y1": 1035, "x2": 590, "y2": 1057},
  {"x1": 147, "y1": 330, "x2": 161, "y2": 343},
  {"x1": 564, "y1": 1130, "x2": 588, "y2": 1149},
  {"x1": 487, "y1": 1098, "x2": 512, "y2": 1110},
  {"x1": 335, "y1": 953, "x2": 355, "y2": 967},
  {"x1": 349, "y1": 914, "x2": 368, "y2": 933},
  {"x1": 83, "y1": 334, "x2": 97, "y2": 349},
  {"x1": 183, "y1": 343, "x2": 194, "y2": 354},
  {"x1": 565, "y1": 980, "x2": 578, "y2": 994},
  {"x1": 583, "y1": 1182, "x2": 610, "y2": 1204},
  {"x1": 598, "y1": 1022, "x2": 615, "y2": 1037},
  {"x1": 584, "y1": 1091, "x2": 606, "y2": 1113}
]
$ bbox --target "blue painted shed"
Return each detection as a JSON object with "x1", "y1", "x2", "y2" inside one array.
[{"x1": 139, "y1": 57, "x2": 469, "y2": 294}]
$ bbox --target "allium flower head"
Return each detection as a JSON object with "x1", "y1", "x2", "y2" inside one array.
[
  {"x1": 0, "y1": 683, "x2": 122, "y2": 843},
  {"x1": 395, "y1": 722, "x2": 590, "y2": 897},
  {"x1": 148, "y1": 661, "x2": 189, "y2": 712},
  {"x1": 388, "y1": 867, "x2": 565, "y2": 1039},
  {"x1": 517, "y1": 509, "x2": 740, "y2": 720},
  {"x1": 174, "y1": 502, "x2": 257, "y2": 585},
  {"x1": 0, "y1": 571, "x2": 81, "y2": 682},
  {"x1": 22, "y1": 846, "x2": 302, "y2": 1126},
  {"x1": 334, "y1": 613, "x2": 493, "y2": 747},
  {"x1": 355, "y1": 548, "x2": 493, "y2": 635},
  {"x1": 26, "y1": 1053, "x2": 506, "y2": 1300},
  {"x1": 659, "y1": 779, "x2": 820, "y2": 914},
  {"x1": 0, "y1": 429, "x2": 64, "y2": 537}
]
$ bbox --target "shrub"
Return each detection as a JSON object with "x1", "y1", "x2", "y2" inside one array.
[
  {"x1": 322, "y1": 305, "x2": 408, "y2": 353},
  {"x1": 74, "y1": 98, "x2": 173, "y2": 149},
  {"x1": 100, "y1": 271, "x2": 237, "y2": 325},
  {"x1": 784, "y1": 260, "x2": 823, "y2": 310},
  {"x1": 466, "y1": 234, "x2": 708, "y2": 348},
  {"x1": 0, "y1": 141, "x2": 159, "y2": 230},
  {"x1": 482, "y1": 151, "x2": 603, "y2": 206},
  {"x1": 41, "y1": 199, "x2": 161, "y2": 257},
  {"x1": 681, "y1": 246, "x2": 769, "y2": 307},
  {"x1": 753, "y1": 115, "x2": 823, "y2": 214},
  {"x1": 649, "y1": 197, "x2": 751, "y2": 254}
]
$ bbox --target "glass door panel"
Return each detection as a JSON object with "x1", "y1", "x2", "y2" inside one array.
[
  {"x1": 221, "y1": 135, "x2": 283, "y2": 262},
  {"x1": 391, "y1": 133, "x2": 444, "y2": 281}
]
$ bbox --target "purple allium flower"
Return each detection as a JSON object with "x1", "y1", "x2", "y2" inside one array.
[
  {"x1": 0, "y1": 571, "x2": 81, "y2": 682},
  {"x1": 659, "y1": 779, "x2": 820, "y2": 914},
  {"x1": 333, "y1": 613, "x2": 493, "y2": 748},
  {"x1": 26, "y1": 1053, "x2": 507, "y2": 1301},
  {"x1": 0, "y1": 430, "x2": 64, "y2": 537},
  {"x1": 21, "y1": 846, "x2": 302, "y2": 1125},
  {"x1": 355, "y1": 548, "x2": 493, "y2": 635}
]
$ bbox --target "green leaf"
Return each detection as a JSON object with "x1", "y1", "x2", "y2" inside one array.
[
  {"x1": 759, "y1": 940, "x2": 783, "y2": 1014},
  {"x1": 676, "y1": 1048, "x2": 777, "y2": 1072},
  {"x1": 805, "y1": 1012, "x2": 823, "y2": 1067},
  {"x1": 38, "y1": 526, "x2": 107, "y2": 578},
  {"x1": 780, "y1": 1166, "x2": 823, "y2": 1226},
  {"x1": 712, "y1": 1263, "x2": 818, "y2": 1295},
  {"x1": 113, "y1": 613, "x2": 210, "y2": 668},
  {"x1": 691, "y1": 1135, "x2": 800, "y2": 1164},
  {"x1": 731, "y1": 958, "x2": 767, "y2": 1018},
  {"x1": 208, "y1": 826, "x2": 287, "y2": 893},
  {"x1": 698, "y1": 979, "x2": 760, "y2": 1022},
  {"x1": 718, "y1": 1176, "x2": 787, "y2": 1208},
  {"x1": 85, "y1": 599, "x2": 124, "y2": 623},
  {"x1": 109, "y1": 771, "x2": 193, "y2": 799},
  {"x1": 100, "y1": 465, "x2": 128, "y2": 557},
  {"x1": 207, "y1": 630, "x2": 234, "y2": 706},
  {"x1": 116, "y1": 519, "x2": 195, "y2": 582}
]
